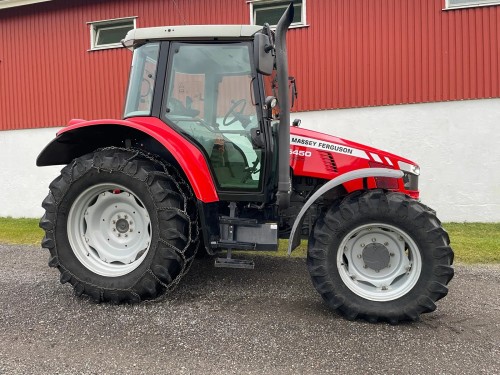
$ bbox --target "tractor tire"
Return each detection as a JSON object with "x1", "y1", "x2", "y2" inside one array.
[
  {"x1": 40, "y1": 148, "x2": 199, "y2": 303},
  {"x1": 307, "y1": 189, "x2": 454, "y2": 324}
]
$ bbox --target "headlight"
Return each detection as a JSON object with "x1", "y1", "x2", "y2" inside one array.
[{"x1": 398, "y1": 161, "x2": 420, "y2": 176}]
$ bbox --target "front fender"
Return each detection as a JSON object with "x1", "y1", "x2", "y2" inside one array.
[
  {"x1": 287, "y1": 168, "x2": 404, "y2": 255},
  {"x1": 36, "y1": 117, "x2": 219, "y2": 203}
]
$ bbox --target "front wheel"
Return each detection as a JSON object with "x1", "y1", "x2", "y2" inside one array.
[
  {"x1": 307, "y1": 190, "x2": 454, "y2": 324},
  {"x1": 40, "y1": 148, "x2": 199, "y2": 303}
]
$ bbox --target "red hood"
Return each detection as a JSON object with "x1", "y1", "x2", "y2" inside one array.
[{"x1": 290, "y1": 126, "x2": 417, "y2": 166}]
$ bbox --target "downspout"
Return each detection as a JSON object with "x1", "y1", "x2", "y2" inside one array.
[{"x1": 274, "y1": 3, "x2": 294, "y2": 209}]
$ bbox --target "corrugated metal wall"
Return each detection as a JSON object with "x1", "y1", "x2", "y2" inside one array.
[
  {"x1": 0, "y1": 0, "x2": 499, "y2": 130},
  {"x1": 0, "y1": 0, "x2": 249, "y2": 130},
  {"x1": 290, "y1": 0, "x2": 500, "y2": 111}
]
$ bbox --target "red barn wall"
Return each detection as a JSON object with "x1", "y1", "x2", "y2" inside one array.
[
  {"x1": 292, "y1": 0, "x2": 500, "y2": 110},
  {"x1": 0, "y1": 0, "x2": 499, "y2": 131}
]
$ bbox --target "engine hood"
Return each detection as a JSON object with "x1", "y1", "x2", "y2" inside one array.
[{"x1": 290, "y1": 126, "x2": 417, "y2": 167}]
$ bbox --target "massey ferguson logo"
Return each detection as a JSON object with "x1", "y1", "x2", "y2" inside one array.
[{"x1": 290, "y1": 136, "x2": 369, "y2": 159}]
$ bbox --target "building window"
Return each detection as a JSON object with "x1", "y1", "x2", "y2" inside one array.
[
  {"x1": 0, "y1": 0, "x2": 53, "y2": 10},
  {"x1": 250, "y1": 0, "x2": 306, "y2": 28},
  {"x1": 445, "y1": 0, "x2": 500, "y2": 9},
  {"x1": 88, "y1": 17, "x2": 136, "y2": 51}
]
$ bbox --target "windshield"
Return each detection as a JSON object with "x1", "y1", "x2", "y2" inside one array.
[
  {"x1": 123, "y1": 43, "x2": 160, "y2": 118},
  {"x1": 163, "y1": 42, "x2": 263, "y2": 191}
]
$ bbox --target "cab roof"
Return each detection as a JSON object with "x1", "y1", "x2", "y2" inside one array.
[{"x1": 122, "y1": 24, "x2": 263, "y2": 49}]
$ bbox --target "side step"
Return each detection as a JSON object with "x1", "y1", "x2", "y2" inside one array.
[
  {"x1": 212, "y1": 203, "x2": 276, "y2": 269},
  {"x1": 214, "y1": 249, "x2": 255, "y2": 269},
  {"x1": 215, "y1": 257, "x2": 255, "y2": 269}
]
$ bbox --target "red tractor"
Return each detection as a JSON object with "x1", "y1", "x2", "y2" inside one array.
[{"x1": 37, "y1": 4, "x2": 453, "y2": 323}]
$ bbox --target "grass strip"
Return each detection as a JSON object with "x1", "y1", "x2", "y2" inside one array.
[
  {"x1": 0, "y1": 217, "x2": 43, "y2": 246},
  {"x1": 0, "y1": 218, "x2": 498, "y2": 264}
]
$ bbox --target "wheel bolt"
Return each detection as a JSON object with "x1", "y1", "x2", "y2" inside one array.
[
  {"x1": 124, "y1": 234, "x2": 128, "y2": 238},
  {"x1": 357, "y1": 254, "x2": 362, "y2": 259},
  {"x1": 360, "y1": 243, "x2": 365, "y2": 247},
  {"x1": 117, "y1": 234, "x2": 121, "y2": 237},
  {"x1": 390, "y1": 252, "x2": 395, "y2": 257},
  {"x1": 372, "y1": 238, "x2": 376, "y2": 242},
  {"x1": 130, "y1": 229, "x2": 133, "y2": 233},
  {"x1": 112, "y1": 228, "x2": 116, "y2": 232},
  {"x1": 384, "y1": 242, "x2": 389, "y2": 246},
  {"x1": 363, "y1": 265, "x2": 368, "y2": 269},
  {"x1": 382, "y1": 286, "x2": 388, "y2": 291},
  {"x1": 112, "y1": 220, "x2": 116, "y2": 224},
  {"x1": 129, "y1": 221, "x2": 133, "y2": 225},
  {"x1": 124, "y1": 215, "x2": 128, "y2": 219}
]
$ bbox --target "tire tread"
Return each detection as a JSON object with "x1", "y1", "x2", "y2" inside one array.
[
  {"x1": 39, "y1": 148, "x2": 199, "y2": 303},
  {"x1": 307, "y1": 189, "x2": 454, "y2": 323}
]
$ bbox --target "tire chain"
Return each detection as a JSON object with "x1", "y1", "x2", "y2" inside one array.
[
  {"x1": 97, "y1": 146, "x2": 200, "y2": 299},
  {"x1": 45, "y1": 146, "x2": 200, "y2": 302}
]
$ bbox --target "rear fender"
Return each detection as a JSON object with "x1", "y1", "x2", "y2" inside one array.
[
  {"x1": 287, "y1": 168, "x2": 403, "y2": 255},
  {"x1": 36, "y1": 117, "x2": 218, "y2": 203}
]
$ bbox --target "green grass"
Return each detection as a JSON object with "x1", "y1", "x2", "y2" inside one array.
[
  {"x1": 0, "y1": 218, "x2": 498, "y2": 264},
  {"x1": 0, "y1": 217, "x2": 43, "y2": 246},
  {"x1": 444, "y1": 222, "x2": 500, "y2": 264}
]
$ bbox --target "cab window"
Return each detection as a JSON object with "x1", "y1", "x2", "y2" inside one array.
[{"x1": 164, "y1": 43, "x2": 264, "y2": 191}]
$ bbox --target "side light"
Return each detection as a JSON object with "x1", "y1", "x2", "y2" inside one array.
[
  {"x1": 398, "y1": 161, "x2": 420, "y2": 176},
  {"x1": 266, "y1": 96, "x2": 277, "y2": 108},
  {"x1": 264, "y1": 96, "x2": 277, "y2": 119}
]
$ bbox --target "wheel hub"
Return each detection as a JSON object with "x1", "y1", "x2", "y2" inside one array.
[
  {"x1": 115, "y1": 218, "x2": 130, "y2": 233},
  {"x1": 362, "y1": 243, "x2": 390, "y2": 272}
]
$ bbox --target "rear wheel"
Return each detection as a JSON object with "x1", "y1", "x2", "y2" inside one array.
[
  {"x1": 307, "y1": 189, "x2": 454, "y2": 323},
  {"x1": 40, "y1": 148, "x2": 199, "y2": 303}
]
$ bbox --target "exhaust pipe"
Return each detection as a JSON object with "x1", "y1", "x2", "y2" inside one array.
[{"x1": 275, "y1": 2, "x2": 294, "y2": 209}]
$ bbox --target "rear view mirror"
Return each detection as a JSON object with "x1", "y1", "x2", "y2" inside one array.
[{"x1": 254, "y1": 33, "x2": 274, "y2": 76}]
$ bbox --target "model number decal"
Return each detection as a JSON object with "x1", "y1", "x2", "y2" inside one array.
[{"x1": 290, "y1": 149, "x2": 312, "y2": 157}]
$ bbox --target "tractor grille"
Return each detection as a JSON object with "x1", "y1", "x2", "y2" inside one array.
[{"x1": 319, "y1": 151, "x2": 338, "y2": 173}]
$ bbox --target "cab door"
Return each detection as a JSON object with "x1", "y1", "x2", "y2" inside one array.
[{"x1": 162, "y1": 42, "x2": 270, "y2": 202}]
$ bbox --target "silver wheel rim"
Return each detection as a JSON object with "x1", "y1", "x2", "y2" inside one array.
[
  {"x1": 337, "y1": 223, "x2": 422, "y2": 302},
  {"x1": 67, "y1": 183, "x2": 152, "y2": 277}
]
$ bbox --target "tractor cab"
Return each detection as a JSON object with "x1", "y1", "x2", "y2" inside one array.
[{"x1": 122, "y1": 25, "x2": 281, "y2": 203}]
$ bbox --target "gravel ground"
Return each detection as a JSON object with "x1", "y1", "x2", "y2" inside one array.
[{"x1": 0, "y1": 244, "x2": 499, "y2": 375}]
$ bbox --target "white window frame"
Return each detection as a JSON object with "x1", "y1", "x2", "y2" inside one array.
[
  {"x1": 444, "y1": 0, "x2": 500, "y2": 9},
  {"x1": 0, "y1": 0, "x2": 53, "y2": 10},
  {"x1": 248, "y1": 0, "x2": 308, "y2": 29},
  {"x1": 87, "y1": 17, "x2": 137, "y2": 51}
]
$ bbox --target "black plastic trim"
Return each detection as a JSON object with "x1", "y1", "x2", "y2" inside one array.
[{"x1": 151, "y1": 41, "x2": 170, "y2": 118}]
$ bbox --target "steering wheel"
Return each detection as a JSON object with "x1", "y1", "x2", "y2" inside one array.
[
  {"x1": 223, "y1": 99, "x2": 247, "y2": 126},
  {"x1": 140, "y1": 78, "x2": 152, "y2": 103}
]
